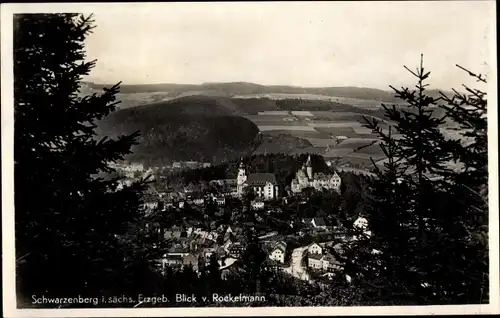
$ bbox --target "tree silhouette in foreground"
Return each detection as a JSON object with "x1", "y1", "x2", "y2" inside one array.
[
  {"x1": 14, "y1": 13, "x2": 153, "y2": 305},
  {"x1": 341, "y1": 55, "x2": 489, "y2": 305}
]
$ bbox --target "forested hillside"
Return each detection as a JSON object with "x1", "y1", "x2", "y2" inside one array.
[{"x1": 97, "y1": 96, "x2": 261, "y2": 165}]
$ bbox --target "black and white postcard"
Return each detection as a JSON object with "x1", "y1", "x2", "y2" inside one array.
[{"x1": 2, "y1": 1, "x2": 498, "y2": 317}]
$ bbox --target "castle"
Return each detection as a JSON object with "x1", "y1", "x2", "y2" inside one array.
[
  {"x1": 290, "y1": 155, "x2": 342, "y2": 193},
  {"x1": 236, "y1": 160, "x2": 279, "y2": 200}
]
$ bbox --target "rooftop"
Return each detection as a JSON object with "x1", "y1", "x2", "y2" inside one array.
[
  {"x1": 308, "y1": 254, "x2": 323, "y2": 260},
  {"x1": 271, "y1": 241, "x2": 287, "y2": 252},
  {"x1": 313, "y1": 172, "x2": 339, "y2": 181},
  {"x1": 163, "y1": 255, "x2": 183, "y2": 261},
  {"x1": 313, "y1": 217, "x2": 327, "y2": 227},
  {"x1": 247, "y1": 173, "x2": 277, "y2": 186}
]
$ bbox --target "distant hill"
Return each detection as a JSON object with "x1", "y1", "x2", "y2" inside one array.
[
  {"x1": 83, "y1": 81, "x2": 402, "y2": 102},
  {"x1": 96, "y1": 95, "x2": 261, "y2": 166},
  {"x1": 82, "y1": 81, "x2": 455, "y2": 111},
  {"x1": 90, "y1": 81, "x2": 457, "y2": 166}
]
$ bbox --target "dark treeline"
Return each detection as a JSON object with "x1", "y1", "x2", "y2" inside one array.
[
  {"x1": 96, "y1": 95, "x2": 262, "y2": 166},
  {"x1": 165, "y1": 153, "x2": 330, "y2": 189}
]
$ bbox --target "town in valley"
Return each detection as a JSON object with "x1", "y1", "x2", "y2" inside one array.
[{"x1": 9, "y1": 2, "x2": 493, "y2": 312}]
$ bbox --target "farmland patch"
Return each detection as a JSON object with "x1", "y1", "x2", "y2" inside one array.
[
  {"x1": 290, "y1": 147, "x2": 327, "y2": 155},
  {"x1": 308, "y1": 121, "x2": 363, "y2": 128},
  {"x1": 257, "y1": 111, "x2": 291, "y2": 115},
  {"x1": 245, "y1": 115, "x2": 299, "y2": 123},
  {"x1": 352, "y1": 126, "x2": 375, "y2": 135},
  {"x1": 262, "y1": 130, "x2": 331, "y2": 140},
  {"x1": 346, "y1": 152, "x2": 386, "y2": 161},
  {"x1": 323, "y1": 148, "x2": 354, "y2": 158},
  {"x1": 258, "y1": 125, "x2": 317, "y2": 132},
  {"x1": 313, "y1": 127, "x2": 361, "y2": 138},
  {"x1": 336, "y1": 157, "x2": 375, "y2": 169},
  {"x1": 336, "y1": 138, "x2": 379, "y2": 148},
  {"x1": 304, "y1": 138, "x2": 339, "y2": 147},
  {"x1": 291, "y1": 111, "x2": 314, "y2": 117}
]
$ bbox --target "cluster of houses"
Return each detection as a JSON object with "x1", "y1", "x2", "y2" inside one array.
[
  {"x1": 149, "y1": 211, "x2": 368, "y2": 283},
  {"x1": 140, "y1": 189, "x2": 230, "y2": 215},
  {"x1": 154, "y1": 223, "x2": 291, "y2": 276},
  {"x1": 171, "y1": 161, "x2": 212, "y2": 170},
  {"x1": 306, "y1": 242, "x2": 343, "y2": 272},
  {"x1": 114, "y1": 156, "x2": 375, "y2": 283},
  {"x1": 153, "y1": 224, "x2": 242, "y2": 277},
  {"x1": 115, "y1": 155, "x2": 346, "y2": 219}
]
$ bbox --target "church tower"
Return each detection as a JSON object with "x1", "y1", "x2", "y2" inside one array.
[
  {"x1": 306, "y1": 155, "x2": 313, "y2": 180},
  {"x1": 237, "y1": 158, "x2": 247, "y2": 196}
]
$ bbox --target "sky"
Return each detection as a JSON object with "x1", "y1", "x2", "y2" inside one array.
[{"x1": 81, "y1": 1, "x2": 495, "y2": 90}]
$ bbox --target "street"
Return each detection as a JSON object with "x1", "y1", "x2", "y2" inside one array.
[{"x1": 282, "y1": 246, "x2": 310, "y2": 281}]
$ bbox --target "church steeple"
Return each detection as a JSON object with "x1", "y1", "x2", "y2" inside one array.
[
  {"x1": 306, "y1": 155, "x2": 313, "y2": 180},
  {"x1": 237, "y1": 158, "x2": 248, "y2": 197},
  {"x1": 306, "y1": 155, "x2": 312, "y2": 167}
]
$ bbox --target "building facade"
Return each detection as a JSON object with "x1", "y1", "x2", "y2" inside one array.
[
  {"x1": 291, "y1": 155, "x2": 341, "y2": 193},
  {"x1": 236, "y1": 160, "x2": 279, "y2": 200},
  {"x1": 307, "y1": 242, "x2": 323, "y2": 255}
]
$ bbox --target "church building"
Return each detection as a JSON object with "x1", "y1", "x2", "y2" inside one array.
[
  {"x1": 236, "y1": 160, "x2": 279, "y2": 200},
  {"x1": 290, "y1": 155, "x2": 342, "y2": 193}
]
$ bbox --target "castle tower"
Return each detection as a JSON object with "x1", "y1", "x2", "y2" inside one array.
[
  {"x1": 237, "y1": 158, "x2": 247, "y2": 196},
  {"x1": 306, "y1": 155, "x2": 313, "y2": 180}
]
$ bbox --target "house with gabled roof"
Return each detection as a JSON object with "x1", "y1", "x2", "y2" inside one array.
[
  {"x1": 308, "y1": 252, "x2": 342, "y2": 271},
  {"x1": 307, "y1": 242, "x2": 323, "y2": 255},
  {"x1": 268, "y1": 241, "x2": 287, "y2": 264},
  {"x1": 228, "y1": 241, "x2": 245, "y2": 258},
  {"x1": 302, "y1": 217, "x2": 328, "y2": 230}
]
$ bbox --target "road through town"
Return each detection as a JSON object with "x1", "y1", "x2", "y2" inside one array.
[{"x1": 282, "y1": 246, "x2": 310, "y2": 281}]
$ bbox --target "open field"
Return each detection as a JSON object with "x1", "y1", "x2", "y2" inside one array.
[
  {"x1": 352, "y1": 126, "x2": 375, "y2": 134},
  {"x1": 350, "y1": 142, "x2": 383, "y2": 154},
  {"x1": 323, "y1": 148, "x2": 354, "y2": 158},
  {"x1": 262, "y1": 130, "x2": 331, "y2": 139},
  {"x1": 345, "y1": 152, "x2": 386, "y2": 161},
  {"x1": 336, "y1": 156, "x2": 375, "y2": 169},
  {"x1": 115, "y1": 92, "x2": 175, "y2": 109},
  {"x1": 257, "y1": 111, "x2": 290, "y2": 115},
  {"x1": 233, "y1": 93, "x2": 343, "y2": 100},
  {"x1": 291, "y1": 111, "x2": 315, "y2": 117},
  {"x1": 324, "y1": 140, "x2": 385, "y2": 161},
  {"x1": 303, "y1": 138, "x2": 339, "y2": 147},
  {"x1": 307, "y1": 121, "x2": 363, "y2": 128},
  {"x1": 308, "y1": 111, "x2": 366, "y2": 122},
  {"x1": 290, "y1": 147, "x2": 326, "y2": 155},
  {"x1": 245, "y1": 115, "x2": 299, "y2": 123},
  {"x1": 313, "y1": 126, "x2": 364, "y2": 138},
  {"x1": 327, "y1": 97, "x2": 386, "y2": 109},
  {"x1": 258, "y1": 125, "x2": 317, "y2": 132},
  {"x1": 336, "y1": 138, "x2": 379, "y2": 148},
  {"x1": 230, "y1": 94, "x2": 400, "y2": 110}
]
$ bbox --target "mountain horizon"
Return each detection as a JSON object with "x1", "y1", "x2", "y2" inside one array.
[{"x1": 81, "y1": 80, "x2": 455, "y2": 103}]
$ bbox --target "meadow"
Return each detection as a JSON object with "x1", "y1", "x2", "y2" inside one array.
[{"x1": 247, "y1": 107, "x2": 387, "y2": 167}]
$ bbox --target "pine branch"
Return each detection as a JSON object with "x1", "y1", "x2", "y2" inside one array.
[{"x1": 456, "y1": 64, "x2": 487, "y2": 83}]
